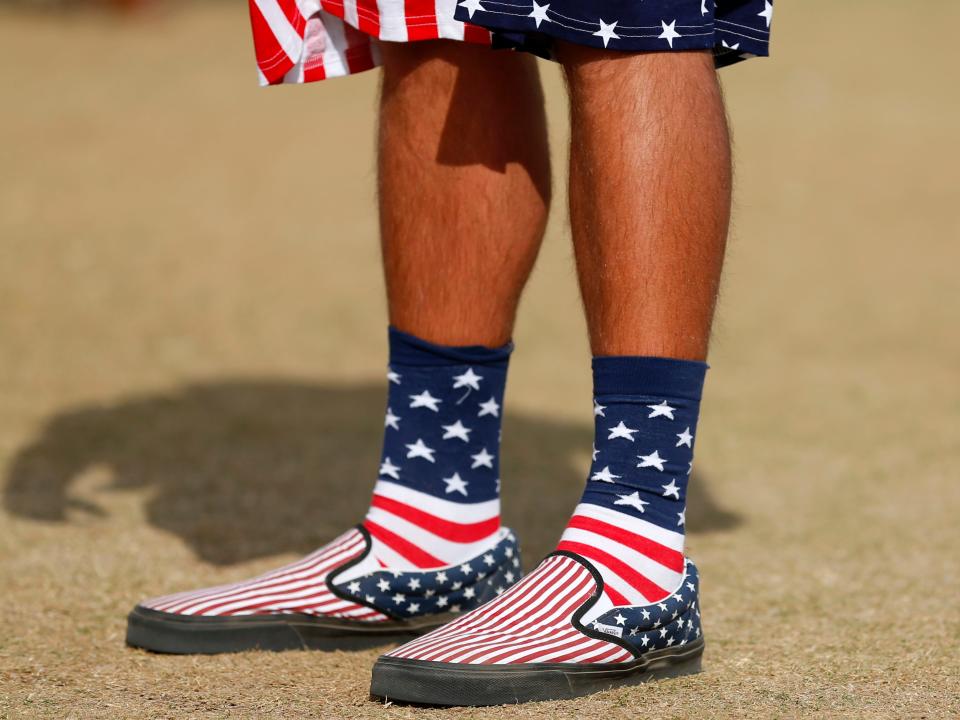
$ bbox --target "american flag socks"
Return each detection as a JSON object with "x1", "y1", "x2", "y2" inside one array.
[
  {"x1": 370, "y1": 356, "x2": 707, "y2": 705},
  {"x1": 558, "y1": 356, "x2": 707, "y2": 608},
  {"x1": 364, "y1": 326, "x2": 512, "y2": 569},
  {"x1": 125, "y1": 327, "x2": 522, "y2": 654}
]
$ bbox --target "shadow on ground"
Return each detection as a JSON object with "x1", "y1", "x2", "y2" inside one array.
[{"x1": 3, "y1": 380, "x2": 740, "y2": 566}]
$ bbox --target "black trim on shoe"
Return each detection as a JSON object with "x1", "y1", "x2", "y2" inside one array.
[
  {"x1": 550, "y1": 550, "x2": 644, "y2": 660},
  {"x1": 126, "y1": 604, "x2": 456, "y2": 655},
  {"x1": 370, "y1": 637, "x2": 704, "y2": 706},
  {"x1": 325, "y1": 524, "x2": 406, "y2": 622}
]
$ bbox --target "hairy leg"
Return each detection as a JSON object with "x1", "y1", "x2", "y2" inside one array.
[
  {"x1": 559, "y1": 47, "x2": 732, "y2": 360},
  {"x1": 378, "y1": 41, "x2": 551, "y2": 347}
]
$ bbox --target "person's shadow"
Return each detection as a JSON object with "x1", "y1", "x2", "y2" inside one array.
[{"x1": 2, "y1": 380, "x2": 740, "y2": 567}]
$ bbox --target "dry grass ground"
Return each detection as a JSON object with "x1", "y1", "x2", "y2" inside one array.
[{"x1": 1, "y1": 1, "x2": 958, "y2": 717}]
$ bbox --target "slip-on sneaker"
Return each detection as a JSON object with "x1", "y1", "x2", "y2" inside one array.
[
  {"x1": 126, "y1": 525, "x2": 521, "y2": 654},
  {"x1": 370, "y1": 550, "x2": 703, "y2": 705}
]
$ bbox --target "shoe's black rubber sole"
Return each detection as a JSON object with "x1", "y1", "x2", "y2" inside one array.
[
  {"x1": 126, "y1": 606, "x2": 457, "y2": 654},
  {"x1": 369, "y1": 638, "x2": 704, "y2": 706}
]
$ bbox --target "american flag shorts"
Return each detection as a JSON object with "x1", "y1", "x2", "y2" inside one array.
[{"x1": 248, "y1": 0, "x2": 773, "y2": 85}]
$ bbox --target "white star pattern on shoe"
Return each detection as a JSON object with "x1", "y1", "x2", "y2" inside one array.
[
  {"x1": 637, "y1": 449, "x2": 667, "y2": 471},
  {"x1": 615, "y1": 491, "x2": 649, "y2": 513},
  {"x1": 409, "y1": 390, "x2": 441, "y2": 411},
  {"x1": 758, "y1": 0, "x2": 773, "y2": 27},
  {"x1": 662, "y1": 479, "x2": 680, "y2": 499},
  {"x1": 614, "y1": 613, "x2": 627, "y2": 625},
  {"x1": 471, "y1": 448, "x2": 495, "y2": 469},
  {"x1": 443, "y1": 472, "x2": 469, "y2": 496},
  {"x1": 593, "y1": 18, "x2": 620, "y2": 47},
  {"x1": 676, "y1": 427, "x2": 693, "y2": 447},
  {"x1": 658, "y1": 19, "x2": 681, "y2": 48},
  {"x1": 608, "y1": 421, "x2": 639, "y2": 441},
  {"x1": 441, "y1": 420, "x2": 472, "y2": 442},
  {"x1": 405, "y1": 438, "x2": 436, "y2": 463},
  {"x1": 452, "y1": 368, "x2": 482, "y2": 391},
  {"x1": 458, "y1": 0, "x2": 484, "y2": 18},
  {"x1": 646, "y1": 400, "x2": 676, "y2": 420},
  {"x1": 590, "y1": 466, "x2": 621, "y2": 483},
  {"x1": 478, "y1": 397, "x2": 500, "y2": 417},
  {"x1": 379, "y1": 457, "x2": 401, "y2": 479},
  {"x1": 385, "y1": 407, "x2": 401, "y2": 430},
  {"x1": 387, "y1": 369, "x2": 401, "y2": 384},
  {"x1": 528, "y1": 1, "x2": 550, "y2": 27},
  {"x1": 594, "y1": 400, "x2": 606, "y2": 417},
  {"x1": 678, "y1": 510, "x2": 686, "y2": 526}
]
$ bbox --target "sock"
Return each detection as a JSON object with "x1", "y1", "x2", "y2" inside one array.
[
  {"x1": 363, "y1": 326, "x2": 511, "y2": 570},
  {"x1": 558, "y1": 356, "x2": 707, "y2": 606}
]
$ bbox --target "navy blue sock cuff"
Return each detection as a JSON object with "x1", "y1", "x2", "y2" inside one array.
[
  {"x1": 592, "y1": 356, "x2": 708, "y2": 401},
  {"x1": 388, "y1": 326, "x2": 513, "y2": 368}
]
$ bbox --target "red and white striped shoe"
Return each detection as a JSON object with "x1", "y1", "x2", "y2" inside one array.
[
  {"x1": 126, "y1": 526, "x2": 521, "y2": 654},
  {"x1": 370, "y1": 551, "x2": 704, "y2": 705}
]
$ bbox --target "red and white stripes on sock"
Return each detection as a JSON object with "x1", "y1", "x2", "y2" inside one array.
[
  {"x1": 362, "y1": 326, "x2": 511, "y2": 570},
  {"x1": 558, "y1": 356, "x2": 708, "y2": 606}
]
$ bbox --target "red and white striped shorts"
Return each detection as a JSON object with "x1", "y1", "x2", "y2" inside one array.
[{"x1": 248, "y1": 0, "x2": 491, "y2": 85}]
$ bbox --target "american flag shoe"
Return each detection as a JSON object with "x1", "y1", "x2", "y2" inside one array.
[
  {"x1": 126, "y1": 525, "x2": 521, "y2": 654},
  {"x1": 370, "y1": 551, "x2": 703, "y2": 705}
]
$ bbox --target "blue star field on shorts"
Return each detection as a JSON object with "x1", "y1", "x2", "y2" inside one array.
[{"x1": 455, "y1": 0, "x2": 774, "y2": 67}]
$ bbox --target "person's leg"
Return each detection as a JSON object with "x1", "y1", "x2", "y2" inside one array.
[
  {"x1": 563, "y1": 48, "x2": 730, "y2": 360},
  {"x1": 365, "y1": 40, "x2": 550, "y2": 568},
  {"x1": 371, "y1": 49, "x2": 729, "y2": 702},
  {"x1": 127, "y1": 41, "x2": 551, "y2": 654},
  {"x1": 378, "y1": 40, "x2": 551, "y2": 347},
  {"x1": 556, "y1": 47, "x2": 730, "y2": 604}
]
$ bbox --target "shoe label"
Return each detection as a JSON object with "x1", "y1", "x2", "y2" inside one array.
[{"x1": 592, "y1": 621, "x2": 624, "y2": 638}]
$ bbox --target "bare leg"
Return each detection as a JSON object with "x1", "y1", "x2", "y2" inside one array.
[
  {"x1": 559, "y1": 47, "x2": 732, "y2": 360},
  {"x1": 378, "y1": 41, "x2": 551, "y2": 347}
]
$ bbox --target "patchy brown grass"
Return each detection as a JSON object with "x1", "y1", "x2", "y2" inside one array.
[{"x1": 1, "y1": 1, "x2": 958, "y2": 717}]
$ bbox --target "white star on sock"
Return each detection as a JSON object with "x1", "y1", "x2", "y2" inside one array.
[
  {"x1": 646, "y1": 400, "x2": 676, "y2": 419},
  {"x1": 405, "y1": 438, "x2": 436, "y2": 463},
  {"x1": 615, "y1": 491, "x2": 649, "y2": 513},
  {"x1": 637, "y1": 449, "x2": 667, "y2": 471},
  {"x1": 470, "y1": 448, "x2": 495, "y2": 469},
  {"x1": 409, "y1": 390, "x2": 441, "y2": 411},
  {"x1": 478, "y1": 397, "x2": 500, "y2": 417},
  {"x1": 443, "y1": 472, "x2": 469, "y2": 496},
  {"x1": 384, "y1": 407, "x2": 401, "y2": 430},
  {"x1": 452, "y1": 368, "x2": 482, "y2": 391},
  {"x1": 441, "y1": 420, "x2": 472, "y2": 442},
  {"x1": 608, "y1": 421, "x2": 639, "y2": 441},
  {"x1": 590, "y1": 466, "x2": 621, "y2": 483},
  {"x1": 379, "y1": 457, "x2": 401, "y2": 479},
  {"x1": 676, "y1": 427, "x2": 693, "y2": 447},
  {"x1": 662, "y1": 479, "x2": 681, "y2": 499}
]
